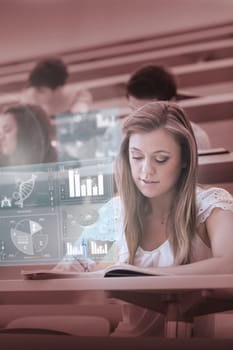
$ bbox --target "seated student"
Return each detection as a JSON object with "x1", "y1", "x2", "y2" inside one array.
[
  {"x1": 0, "y1": 104, "x2": 57, "y2": 167},
  {"x1": 126, "y1": 64, "x2": 211, "y2": 151},
  {"x1": 112, "y1": 101, "x2": 233, "y2": 336},
  {"x1": 58, "y1": 101, "x2": 233, "y2": 336},
  {"x1": 21, "y1": 58, "x2": 92, "y2": 119}
]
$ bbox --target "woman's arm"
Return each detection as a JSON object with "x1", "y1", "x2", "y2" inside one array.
[{"x1": 150, "y1": 208, "x2": 233, "y2": 275}]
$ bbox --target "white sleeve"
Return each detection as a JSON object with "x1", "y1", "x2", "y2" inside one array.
[{"x1": 196, "y1": 187, "x2": 233, "y2": 226}]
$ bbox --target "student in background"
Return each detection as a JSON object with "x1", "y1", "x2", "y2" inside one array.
[
  {"x1": 126, "y1": 64, "x2": 177, "y2": 106},
  {"x1": 21, "y1": 58, "x2": 92, "y2": 119},
  {"x1": 126, "y1": 65, "x2": 211, "y2": 151},
  {"x1": 0, "y1": 104, "x2": 57, "y2": 167}
]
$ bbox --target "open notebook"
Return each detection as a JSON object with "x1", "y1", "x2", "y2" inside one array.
[{"x1": 21, "y1": 263, "x2": 170, "y2": 280}]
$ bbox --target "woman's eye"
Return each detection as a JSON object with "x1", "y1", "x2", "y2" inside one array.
[
  {"x1": 155, "y1": 157, "x2": 169, "y2": 164},
  {"x1": 132, "y1": 156, "x2": 143, "y2": 160}
]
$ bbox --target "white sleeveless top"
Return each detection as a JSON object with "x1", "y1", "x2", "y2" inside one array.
[
  {"x1": 106, "y1": 186, "x2": 233, "y2": 337},
  {"x1": 107, "y1": 186, "x2": 233, "y2": 266}
]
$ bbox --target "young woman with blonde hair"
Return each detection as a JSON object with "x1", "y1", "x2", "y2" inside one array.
[
  {"x1": 110, "y1": 101, "x2": 233, "y2": 336},
  {"x1": 56, "y1": 101, "x2": 233, "y2": 336}
]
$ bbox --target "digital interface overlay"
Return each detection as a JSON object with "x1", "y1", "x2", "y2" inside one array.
[
  {"x1": 0, "y1": 158, "x2": 116, "y2": 266},
  {"x1": 55, "y1": 108, "x2": 121, "y2": 161}
]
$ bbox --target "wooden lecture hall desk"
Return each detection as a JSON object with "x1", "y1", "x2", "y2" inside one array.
[
  {"x1": 0, "y1": 274, "x2": 233, "y2": 340},
  {"x1": 198, "y1": 150, "x2": 233, "y2": 184}
]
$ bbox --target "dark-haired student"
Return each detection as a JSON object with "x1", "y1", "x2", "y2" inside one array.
[
  {"x1": 0, "y1": 104, "x2": 57, "y2": 167},
  {"x1": 126, "y1": 64, "x2": 211, "y2": 151},
  {"x1": 21, "y1": 57, "x2": 92, "y2": 119}
]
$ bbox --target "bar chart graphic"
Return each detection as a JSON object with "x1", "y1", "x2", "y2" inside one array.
[
  {"x1": 65, "y1": 239, "x2": 114, "y2": 261},
  {"x1": 68, "y1": 169, "x2": 104, "y2": 198},
  {"x1": 90, "y1": 240, "x2": 108, "y2": 255},
  {"x1": 66, "y1": 241, "x2": 86, "y2": 257}
]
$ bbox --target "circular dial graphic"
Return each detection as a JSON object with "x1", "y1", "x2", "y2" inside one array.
[
  {"x1": 10, "y1": 219, "x2": 48, "y2": 255},
  {"x1": 77, "y1": 208, "x2": 99, "y2": 226}
]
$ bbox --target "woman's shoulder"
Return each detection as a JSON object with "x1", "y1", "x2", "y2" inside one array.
[
  {"x1": 99, "y1": 196, "x2": 124, "y2": 243},
  {"x1": 196, "y1": 185, "x2": 233, "y2": 224},
  {"x1": 99, "y1": 196, "x2": 122, "y2": 218},
  {"x1": 196, "y1": 185, "x2": 233, "y2": 201}
]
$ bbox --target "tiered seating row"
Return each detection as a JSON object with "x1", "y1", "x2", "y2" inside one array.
[
  {"x1": 1, "y1": 37, "x2": 233, "y2": 94},
  {"x1": 1, "y1": 21, "x2": 233, "y2": 76}
]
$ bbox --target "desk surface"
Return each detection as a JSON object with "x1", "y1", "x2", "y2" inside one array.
[
  {"x1": 0, "y1": 334, "x2": 232, "y2": 350},
  {"x1": 1, "y1": 274, "x2": 233, "y2": 333},
  {"x1": 0, "y1": 274, "x2": 233, "y2": 292},
  {"x1": 198, "y1": 152, "x2": 233, "y2": 183}
]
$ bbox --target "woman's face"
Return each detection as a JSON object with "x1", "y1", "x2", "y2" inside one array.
[
  {"x1": 129, "y1": 128, "x2": 183, "y2": 200},
  {"x1": 0, "y1": 113, "x2": 18, "y2": 156}
]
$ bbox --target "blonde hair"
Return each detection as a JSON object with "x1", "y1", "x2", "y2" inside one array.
[{"x1": 116, "y1": 101, "x2": 198, "y2": 265}]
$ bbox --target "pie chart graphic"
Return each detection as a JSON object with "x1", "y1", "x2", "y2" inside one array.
[{"x1": 10, "y1": 219, "x2": 48, "y2": 255}]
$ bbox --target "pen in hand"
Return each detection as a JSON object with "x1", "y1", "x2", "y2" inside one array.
[{"x1": 53, "y1": 256, "x2": 96, "y2": 273}]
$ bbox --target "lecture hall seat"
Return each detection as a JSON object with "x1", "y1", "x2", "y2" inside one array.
[{"x1": 1, "y1": 315, "x2": 111, "y2": 336}]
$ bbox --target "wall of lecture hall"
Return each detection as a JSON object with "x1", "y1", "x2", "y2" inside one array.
[
  {"x1": 1, "y1": 0, "x2": 233, "y2": 63},
  {"x1": 0, "y1": 3, "x2": 232, "y2": 337},
  {"x1": 0, "y1": 0, "x2": 233, "y2": 185}
]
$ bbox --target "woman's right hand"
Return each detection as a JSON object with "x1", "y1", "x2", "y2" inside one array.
[{"x1": 52, "y1": 256, "x2": 96, "y2": 273}]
